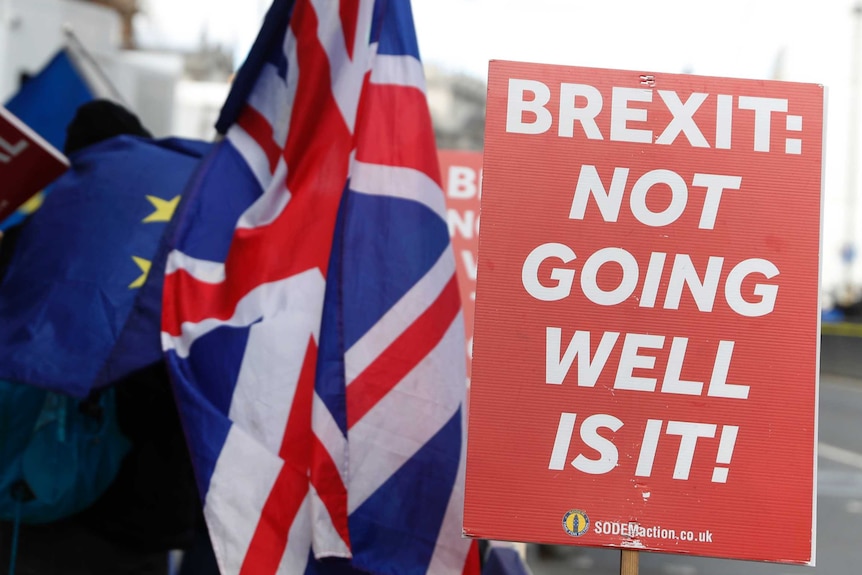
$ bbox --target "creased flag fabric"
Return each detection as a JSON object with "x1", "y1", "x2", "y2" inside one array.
[
  {"x1": 95, "y1": 139, "x2": 215, "y2": 389},
  {"x1": 4, "y1": 49, "x2": 94, "y2": 152},
  {"x1": 1, "y1": 49, "x2": 94, "y2": 230},
  {"x1": 480, "y1": 544, "x2": 532, "y2": 575},
  {"x1": 1, "y1": 41, "x2": 125, "y2": 230},
  {"x1": 160, "y1": 1, "x2": 478, "y2": 574},
  {"x1": 0, "y1": 135, "x2": 209, "y2": 398}
]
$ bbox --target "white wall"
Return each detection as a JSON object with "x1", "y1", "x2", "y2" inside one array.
[
  {"x1": 0, "y1": 0, "x2": 119, "y2": 101},
  {"x1": 105, "y1": 49, "x2": 184, "y2": 138},
  {"x1": 172, "y1": 79, "x2": 229, "y2": 142},
  {"x1": 0, "y1": 0, "x2": 228, "y2": 142}
]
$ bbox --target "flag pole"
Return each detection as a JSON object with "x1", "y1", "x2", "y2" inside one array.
[
  {"x1": 62, "y1": 25, "x2": 129, "y2": 106},
  {"x1": 620, "y1": 549, "x2": 639, "y2": 575}
]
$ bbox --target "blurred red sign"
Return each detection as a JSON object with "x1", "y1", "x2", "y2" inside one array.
[
  {"x1": 465, "y1": 61, "x2": 823, "y2": 565},
  {"x1": 0, "y1": 107, "x2": 68, "y2": 222},
  {"x1": 439, "y1": 149, "x2": 483, "y2": 382}
]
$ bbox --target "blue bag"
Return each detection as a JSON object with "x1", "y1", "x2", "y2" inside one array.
[{"x1": 0, "y1": 379, "x2": 130, "y2": 524}]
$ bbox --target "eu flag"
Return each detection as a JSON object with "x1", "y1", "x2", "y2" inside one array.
[
  {"x1": 0, "y1": 135, "x2": 210, "y2": 398},
  {"x1": 1, "y1": 49, "x2": 96, "y2": 230}
]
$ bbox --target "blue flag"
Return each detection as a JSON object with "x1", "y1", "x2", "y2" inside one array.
[
  {"x1": 93, "y1": 139, "x2": 216, "y2": 389},
  {"x1": 1, "y1": 49, "x2": 95, "y2": 230},
  {"x1": 481, "y1": 544, "x2": 531, "y2": 575},
  {"x1": 5, "y1": 49, "x2": 94, "y2": 151},
  {"x1": 0, "y1": 135, "x2": 209, "y2": 398}
]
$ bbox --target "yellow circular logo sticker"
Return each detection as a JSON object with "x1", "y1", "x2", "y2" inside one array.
[{"x1": 562, "y1": 509, "x2": 590, "y2": 537}]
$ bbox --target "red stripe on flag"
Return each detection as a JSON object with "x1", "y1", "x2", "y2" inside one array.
[
  {"x1": 355, "y1": 82, "x2": 441, "y2": 185},
  {"x1": 162, "y1": 170, "x2": 341, "y2": 335},
  {"x1": 240, "y1": 337, "x2": 318, "y2": 575},
  {"x1": 238, "y1": 467, "x2": 308, "y2": 575},
  {"x1": 237, "y1": 104, "x2": 282, "y2": 175},
  {"x1": 462, "y1": 540, "x2": 481, "y2": 575},
  {"x1": 162, "y1": 0, "x2": 354, "y2": 337},
  {"x1": 346, "y1": 274, "x2": 461, "y2": 429},
  {"x1": 310, "y1": 434, "x2": 351, "y2": 548},
  {"x1": 340, "y1": 0, "x2": 359, "y2": 60}
]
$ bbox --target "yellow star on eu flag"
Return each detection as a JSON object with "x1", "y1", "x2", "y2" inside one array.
[
  {"x1": 129, "y1": 256, "x2": 151, "y2": 289},
  {"x1": 19, "y1": 191, "x2": 45, "y2": 214},
  {"x1": 143, "y1": 195, "x2": 180, "y2": 223}
]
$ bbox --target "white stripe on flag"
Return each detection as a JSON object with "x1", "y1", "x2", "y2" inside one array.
[
  {"x1": 370, "y1": 54, "x2": 427, "y2": 92},
  {"x1": 427, "y1": 404, "x2": 471, "y2": 575},
  {"x1": 276, "y1": 494, "x2": 314, "y2": 575},
  {"x1": 350, "y1": 160, "x2": 447, "y2": 220},
  {"x1": 308, "y1": 483, "x2": 352, "y2": 559},
  {"x1": 237, "y1": 157, "x2": 291, "y2": 229},
  {"x1": 163, "y1": 268, "x2": 325, "y2": 359},
  {"x1": 205, "y1": 425, "x2": 284, "y2": 575},
  {"x1": 344, "y1": 252, "x2": 456, "y2": 384},
  {"x1": 279, "y1": 29, "x2": 300, "y2": 146},
  {"x1": 230, "y1": 271, "x2": 328, "y2": 454},
  {"x1": 165, "y1": 250, "x2": 226, "y2": 283},
  {"x1": 309, "y1": 0, "x2": 375, "y2": 133},
  {"x1": 228, "y1": 123, "x2": 275, "y2": 192},
  {"x1": 348, "y1": 313, "x2": 466, "y2": 511},
  {"x1": 309, "y1": 392, "x2": 349, "y2": 555},
  {"x1": 312, "y1": 393, "x2": 348, "y2": 485},
  {"x1": 246, "y1": 58, "x2": 294, "y2": 148}
]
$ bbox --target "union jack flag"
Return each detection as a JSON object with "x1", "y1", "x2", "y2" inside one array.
[{"x1": 160, "y1": 1, "x2": 478, "y2": 574}]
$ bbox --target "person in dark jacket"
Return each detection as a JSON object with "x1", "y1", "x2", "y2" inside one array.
[
  {"x1": 0, "y1": 100, "x2": 199, "y2": 575},
  {"x1": 0, "y1": 99, "x2": 152, "y2": 278}
]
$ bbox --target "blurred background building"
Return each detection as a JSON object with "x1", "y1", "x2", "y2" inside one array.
[
  {"x1": 6, "y1": 0, "x2": 862, "y2": 313},
  {"x1": 426, "y1": 64, "x2": 485, "y2": 151},
  {"x1": 0, "y1": 0, "x2": 485, "y2": 148},
  {"x1": 0, "y1": 0, "x2": 238, "y2": 140}
]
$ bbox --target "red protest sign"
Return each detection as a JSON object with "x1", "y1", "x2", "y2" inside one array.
[
  {"x1": 464, "y1": 61, "x2": 823, "y2": 565},
  {"x1": 0, "y1": 107, "x2": 69, "y2": 222},
  {"x1": 439, "y1": 150, "x2": 483, "y2": 382}
]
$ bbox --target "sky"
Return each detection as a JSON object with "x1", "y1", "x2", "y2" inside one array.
[
  {"x1": 140, "y1": 0, "x2": 862, "y2": 299},
  {"x1": 137, "y1": 0, "x2": 271, "y2": 59},
  {"x1": 409, "y1": 0, "x2": 862, "y2": 301}
]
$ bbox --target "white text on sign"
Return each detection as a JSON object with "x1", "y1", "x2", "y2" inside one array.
[
  {"x1": 0, "y1": 136, "x2": 28, "y2": 164},
  {"x1": 549, "y1": 413, "x2": 739, "y2": 483},
  {"x1": 506, "y1": 79, "x2": 804, "y2": 154},
  {"x1": 501, "y1": 78, "x2": 810, "y2": 486},
  {"x1": 520, "y1": 163, "x2": 779, "y2": 316}
]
